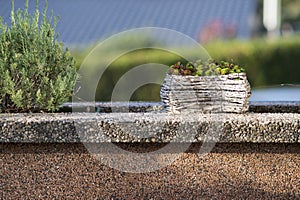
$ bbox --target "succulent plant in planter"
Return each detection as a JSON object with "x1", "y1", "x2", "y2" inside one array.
[
  {"x1": 168, "y1": 60, "x2": 245, "y2": 76},
  {"x1": 161, "y1": 59, "x2": 251, "y2": 113},
  {"x1": 0, "y1": 1, "x2": 77, "y2": 112}
]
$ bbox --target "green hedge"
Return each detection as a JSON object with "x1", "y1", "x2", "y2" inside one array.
[
  {"x1": 74, "y1": 48, "x2": 188, "y2": 101},
  {"x1": 72, "y1": 36, "x2": 300, "y2": 101},
  {"x1": 204, "y1": 37, "x2": 300, "y2": 88}
]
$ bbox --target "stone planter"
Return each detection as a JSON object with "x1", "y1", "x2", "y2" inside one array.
[{"x1": 160, "y1": 73, "x2": 251, "y2": 113}]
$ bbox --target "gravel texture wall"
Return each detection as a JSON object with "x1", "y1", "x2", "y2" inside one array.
[
  {"x1": 1, "y1": 143, "x2": 300, "y2": 199},
  {"x1": 1, "y1": 102, "x2": 300, "y2": 199},
  {"x1": 1, "y1": 112, "x2": 299, "y2": 143}
]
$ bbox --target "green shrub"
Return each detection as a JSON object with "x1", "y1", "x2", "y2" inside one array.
[
  {"x1": 204, "y1": 37, "x2": 300, "y2": 87},
  {"x1": 0, "y1": 1, "x2": 77, "y2": 112},
  {"x1": 94, "y1": 48, "x2": 186, "y2": 101},
  {"x1": 72, "y1": 36, "x2": 300, "y2": 102}
]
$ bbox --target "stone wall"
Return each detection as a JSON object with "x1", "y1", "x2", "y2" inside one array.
[{"x1": 1, "y1": 102, "x2": 300, "y2": 199}]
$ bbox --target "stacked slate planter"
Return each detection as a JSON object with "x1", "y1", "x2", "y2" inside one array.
[{"x1": 160, "y1": 73, "x2": 251, "y2": 113}]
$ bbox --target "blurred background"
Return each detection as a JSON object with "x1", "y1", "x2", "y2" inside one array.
[{"x1": 1, "y1": 0, "x2": 299, "y2": 101}]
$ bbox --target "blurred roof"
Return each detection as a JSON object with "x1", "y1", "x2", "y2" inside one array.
[{"x1": 0, "y1": 0, "x2": 257, "y2": 47}]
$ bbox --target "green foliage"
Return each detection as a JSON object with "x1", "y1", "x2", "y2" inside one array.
[
  {"x1": 282, "y1": 0, "x2": 300, "y2": 20},
  {"x1": 72, "y1": 36, "x2": 300, "y2": 101},
  {"x1": 168, "y1": 60, "x2": 245, "y2": 76},
  {"x1": 94, "y1": 48, "x2": 186, "y2": 101},
  {"x1": 204, "y1": 37, "x2": 300, "y2": 87},
  {"x1": 0, "y1": 0, "x2": 77, "y2": 112}
]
